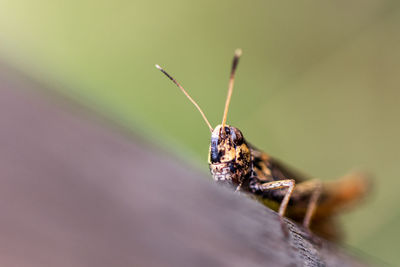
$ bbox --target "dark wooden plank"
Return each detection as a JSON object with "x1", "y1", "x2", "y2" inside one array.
[{"x1": 0, "y1": 64, "x2": 368, "y2": 267}]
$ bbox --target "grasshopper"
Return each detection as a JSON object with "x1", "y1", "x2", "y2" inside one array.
[{"x1": 156, "y1": 49, "x2": 369, "y2": 240}]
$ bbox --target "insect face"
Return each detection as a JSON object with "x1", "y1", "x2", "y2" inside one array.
[{"x1": 208, "y1": 125, "x2": 251, "y2": 186}]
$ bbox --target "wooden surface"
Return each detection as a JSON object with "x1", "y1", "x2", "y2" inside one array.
[{"x1": 0, "y1": 65, "x2": 368, "y2": 267}]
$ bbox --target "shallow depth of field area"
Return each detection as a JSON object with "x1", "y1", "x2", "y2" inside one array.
[{"x1": 0, "y1": 1, "x2": 399, "y2": 265}]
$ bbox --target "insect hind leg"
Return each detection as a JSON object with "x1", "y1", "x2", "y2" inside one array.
[{"x1": 301, "y1": 180, "x2": 322, "y2": 228}]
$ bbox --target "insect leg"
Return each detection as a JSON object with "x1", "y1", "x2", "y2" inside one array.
[
  {"x1": 300, "y1": 180, "x2": 322, "y2": 228},
  {"x1": 306, "y1": 172, "x2": 370, "y2": 218},
  {"x1": 257, "y1": 179, "x2": 295, "y2": 217}
]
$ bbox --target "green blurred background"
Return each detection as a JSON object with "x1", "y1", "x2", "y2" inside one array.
[{"x1": 0, "y1": 0, "x2": 399, "y2": 264}]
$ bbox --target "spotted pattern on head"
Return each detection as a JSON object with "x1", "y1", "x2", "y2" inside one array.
[{"x1": 208, "y1": 125, "x2": 252, "y2": 185}]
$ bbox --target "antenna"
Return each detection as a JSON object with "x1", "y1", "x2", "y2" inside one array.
[
  {"x1": 221, "y1": 48, "x2": 242, "y2": 128},
  {"x1": 155, "y1": 64, "x2": 213, "y2": 132}
]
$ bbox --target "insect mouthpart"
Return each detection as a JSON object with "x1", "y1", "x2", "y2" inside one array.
[
  {"x1": 210, "y1": 162, "x2": 235, "y2": 177},
  {"x1": 210, "y1": 160, "x2": 247, "y2": 188},
  {"x1": 210, "y1": 162, "x2": 236, "y2": 186}
]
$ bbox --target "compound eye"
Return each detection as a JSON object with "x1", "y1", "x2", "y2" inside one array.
[
  {"x1": 219, "y1": 126, "x2": 231, "y2": 138},
  {"x1": 230, "y1": 127, "x2": 243, "y2": 145}
]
